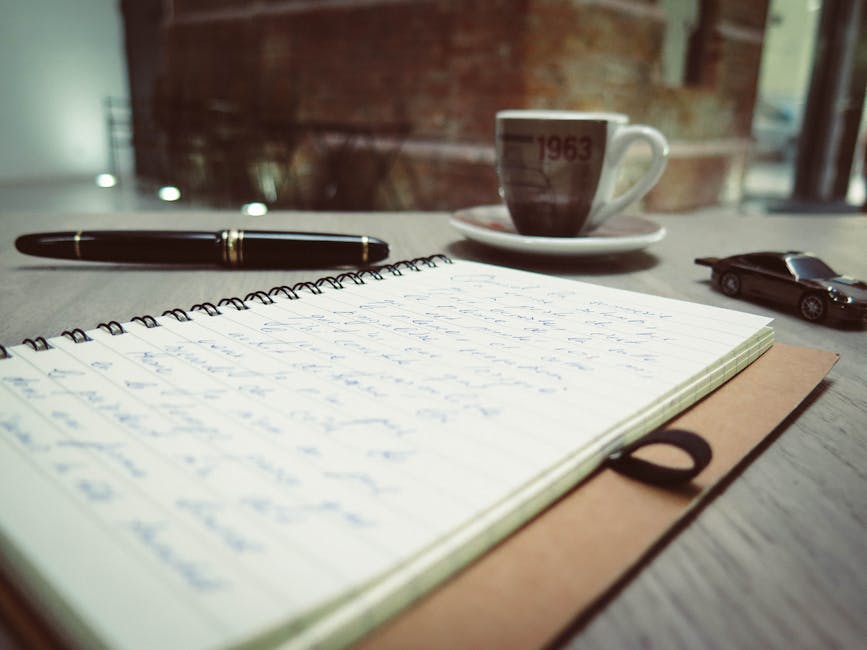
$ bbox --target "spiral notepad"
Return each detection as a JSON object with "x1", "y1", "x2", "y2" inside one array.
[{"x1": 0, "y1": 257, "x2": 773, "y2": 649}]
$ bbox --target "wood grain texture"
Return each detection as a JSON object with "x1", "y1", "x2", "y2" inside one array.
[{"x1": 1, "y1": 207, "x2": 865, "y2": 649}]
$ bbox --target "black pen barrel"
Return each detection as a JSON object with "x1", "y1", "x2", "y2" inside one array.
[{"x1": 15, "y1": 231, "x2": 219, "y2": 264}]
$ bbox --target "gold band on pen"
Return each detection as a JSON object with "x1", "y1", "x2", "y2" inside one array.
[
  {"x1": 73, "y1": 231, "x2": 82, "y2": 260},
  {"x1": 221, "y1": 229, "x2": 244, "y2": 267},
  {"x1": 361, "y1": 235, "x2": 369, "y2": 264},
  {"x1": 236, "y1": 229, "x2": 244, "y2": 266}
]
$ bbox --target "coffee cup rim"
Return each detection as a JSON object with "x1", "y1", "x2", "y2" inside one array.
[{"x1": 496, "y1": 109, "x2": 628, "y2": 122}]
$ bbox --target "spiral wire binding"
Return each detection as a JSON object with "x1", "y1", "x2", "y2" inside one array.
[
  {"x1": 380, "y1": 263, "x2": 403, "y2": 276},
  {"x1": 2, "y1": 255, "x2": 452, "y2": 358},
  {"x1": 268, "y1": 285, "x2": 300, "y2": 300},
  {"x1": 98, "y1": 321, "x2": 126, "y2": 335},
  {"x1": 191, "y1": 302, "x2": 221, "y2": 317},
  {"x1": 316, "y1": 276, "x2": 343, "y2": 290},
  {"x1": 22, "y1": 337, "x2": 51, "y2": 351},
  {"x1": 131, "y1": 315, "x2": 159, "y2": 328},
  {"x1": 61, "y1": 328, "x2": 92, "y2": 343},
  {"x1": 335, "y1": 272, "x2": 365, "y2": 286},
  {"x1": 245, "y1": 291, "x2": 274, "y2": 305},
  {"x1": 162, "y1": 308, "x2": 191, "y2": 322},
  {"x1": 218, "y1": 297, "x2": 249, "y2": 311},
  {"x1": 357, "y1": 268, "x2": 384, "y2": 281},
  {"x1": 293, "y1": 281, "x2": 323, "y2": 295}
]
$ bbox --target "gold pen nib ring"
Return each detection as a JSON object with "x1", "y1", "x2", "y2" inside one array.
[{"x1": 221, "y1": 229, "x2": 244, "y2": 267}]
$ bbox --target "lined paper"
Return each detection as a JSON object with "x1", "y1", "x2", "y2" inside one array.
[{"x1": 0, "y1": 260, "x2": 773, "y2": 649}]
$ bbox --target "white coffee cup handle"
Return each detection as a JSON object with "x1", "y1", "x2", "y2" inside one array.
[{"x1": 589, "y1": 125, "x2": 669, "y2": 228}]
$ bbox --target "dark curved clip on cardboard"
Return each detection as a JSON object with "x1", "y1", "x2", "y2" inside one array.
[{"x1": 607, "y1": 429, "x2": 712, "y2": 486}]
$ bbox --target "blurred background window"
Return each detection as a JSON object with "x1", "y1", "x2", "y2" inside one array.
[{"x1": 1, "y1": 0, "x2": 866, "y2": 214}]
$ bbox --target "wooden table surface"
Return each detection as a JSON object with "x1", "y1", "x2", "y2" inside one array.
[{"x1": 1, "y1": 208, "x2": 865, "y2": 649}]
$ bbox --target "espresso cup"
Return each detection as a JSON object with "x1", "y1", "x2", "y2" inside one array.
[{"x1": 495, "y1": 110, "x2": 669, "y2": 237}]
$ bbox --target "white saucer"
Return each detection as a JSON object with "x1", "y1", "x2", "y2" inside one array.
[{"x1": 450, "y1": 204, "x2": 666, "y2": 257}]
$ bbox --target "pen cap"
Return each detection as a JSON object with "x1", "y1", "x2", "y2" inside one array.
[{"x1": 240, "y1": 231, "x2": 388, "y2": 267}]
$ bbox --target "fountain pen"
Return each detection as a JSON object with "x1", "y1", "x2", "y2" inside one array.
[{"x1": 15, "y1": 229, "x2": 389, "y2": 268}]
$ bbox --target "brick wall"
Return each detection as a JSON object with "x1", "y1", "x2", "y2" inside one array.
[{"x1": 152, "y1": 0, "x2": 769, "y2": 212}]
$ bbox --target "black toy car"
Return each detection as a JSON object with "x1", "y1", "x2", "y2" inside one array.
[{"x1": 695, "y1": 251, "x2": 867, "y2": 323}]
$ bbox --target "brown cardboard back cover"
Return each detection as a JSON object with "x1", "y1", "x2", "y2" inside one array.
[{"x1": 356, "y1": 343, "x2": 838, "y2": 650}]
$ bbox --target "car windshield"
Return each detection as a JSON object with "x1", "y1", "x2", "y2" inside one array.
[{"x1": 788, "y1": 256, "x2": 837, "y2": 279}]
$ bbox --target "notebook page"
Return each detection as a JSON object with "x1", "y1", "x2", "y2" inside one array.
[
  {"x1": 0, "y1": 259, "x2": 772, "y2": 650},
  {"x1": 280, "y1": 261, "x2": 774, "y2": 647}
]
